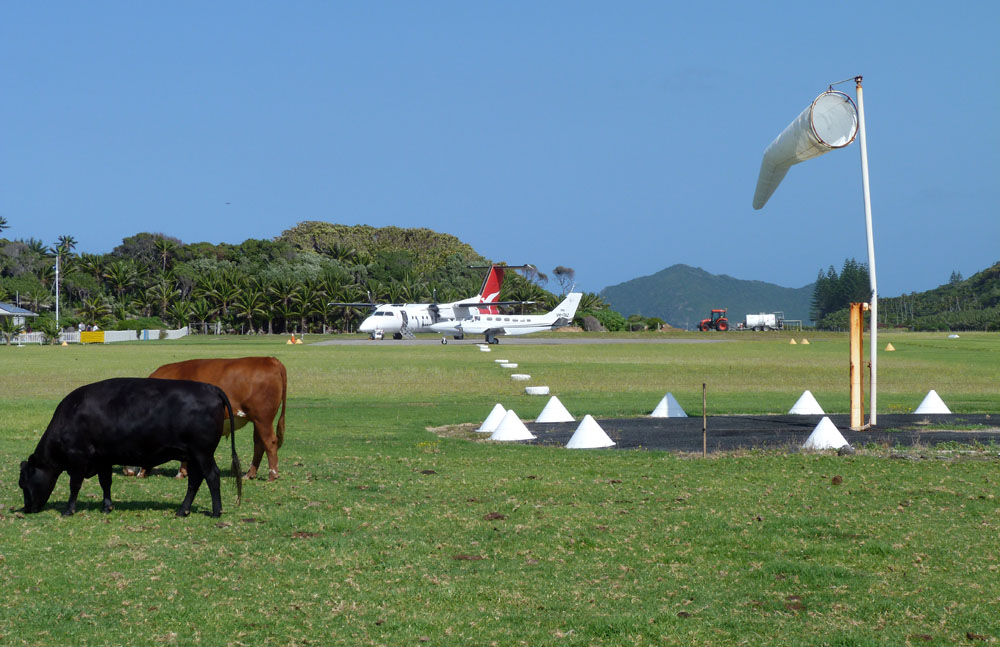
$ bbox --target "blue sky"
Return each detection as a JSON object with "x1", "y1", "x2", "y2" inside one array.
[{"x1": 2, "y1": 3, "x2": 997, "y2": 297}]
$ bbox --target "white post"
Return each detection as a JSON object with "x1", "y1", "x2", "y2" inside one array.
[
  {"x1": 855, "y1": 76, "x2": 877, "y2": 426},
  {"x1": 55, "y1": 253, "x2": 61, "y2": 328}
]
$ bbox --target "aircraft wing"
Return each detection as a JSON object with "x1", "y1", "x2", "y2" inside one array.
[{"x1": 453, "y1": 300, "x2": 534, "y2": 308}]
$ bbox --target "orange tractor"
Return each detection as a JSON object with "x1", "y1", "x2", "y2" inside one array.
[{"x1": 698, "y1": 309, "x2": 729, "y2": 331}]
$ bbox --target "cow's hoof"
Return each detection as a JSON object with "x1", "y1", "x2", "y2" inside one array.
[
  {"x1": 174, "y1": 471, "x2": 187, "y2": 479},
  {"x1": 123, "y1": 467, "x2": 138, "y2": 477},
  {"x1": 268, "y1": 469, "x2": 278, "y2": 482},
  {"x1": 61, "y1": 509, "x2": 75, "y2": 517},
  {"x1": 176, "y1": 509, "x2": 190, "y2": 517},
  {"x1": 102, "y1": 505, "x2": 113, "y2": 514},
  {"x1": 245, "y1": 469, "x2": 258, "y2": 480}
]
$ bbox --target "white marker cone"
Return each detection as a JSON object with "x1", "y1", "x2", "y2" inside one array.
[
  {"x1": 489, "y1": 409, "x2": 536, "y2": 441},
  {"x1": 650, "y1": 392, "x2": 687, "y2": 418},
  {"x1": 477, "y1": 403, "x2": 507, "y2": 433},
  {"x1": 802, "y1": 416, "x2": 849, "y2": 450},
  {"x1": 566, "y1": 415, "x2": 615, "y2": 449},
  {"x1": 789, "y1": 390, "x2": 824, "y2": 415},
  {"x1": 914, "y1": 390, "x2": 951, "y2": 414},
  {"x1": 536, "y1": 396, "x2": 575, "y2": 423}
]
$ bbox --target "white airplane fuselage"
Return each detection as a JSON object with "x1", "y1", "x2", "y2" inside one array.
[
  {"x1": 429, "y1": 292, "x2": 582, "y2": 344},
  {"x1": 358, "y1": 302, "x2": 495, "y2": 337}
]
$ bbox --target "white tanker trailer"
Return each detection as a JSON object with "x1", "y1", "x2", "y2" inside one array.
[{"x1": 739, "y1": 312, "x2": 785, "y2": 331}]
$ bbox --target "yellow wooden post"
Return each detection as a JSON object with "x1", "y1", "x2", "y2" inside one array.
[{"x1": 849, "y1": 302, "x2": 866, "y2": 430}]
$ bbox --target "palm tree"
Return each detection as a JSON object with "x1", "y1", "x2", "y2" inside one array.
[
  {"x1": 312, "y1": 298, "x2": 335, "y2": 334},
  {"x1": 147, "y1": 280, "x2": 180, "y2": 318},
  {"x1": 0, "y1": 215, "x2": 8, "y2": 235},
  {"x1": 55, "y1": 235, "x2": 77, "y2": 254},
  {"x1": 153, "y1": 237, "x2": 177, "y2": 272},
  {"x1": 167, "y1": 300, "x2": 193, "y2": 329},
  {"x1": 328, "y1": 283, "x2": 367, "y2": 332},
  {"x1": 103, "y1": 260, "x2": 139, "y2": 301},
  {"x1": 189, "y1": 298, "x2": 212, "y2": 334},
  {"x1": 203, "y1": 273, "x2": 241, "y2": 321},
  {"x1": 36, "y1": 263, "x2": 56, "y2": 289},
  {"x1": 0, "y1": 317, "x2": 23, "y2": 345},
  {"x1": 80, "y1": 296, "x2": 112, "y2": 328},
  {"x1": 34, "y1": 317, "x2": 62, "y2": 344},
  {"x1": 78, "y1": 254, "x2": 106, "y2": 287},
  {"x1": 110, "y1": 297, "x2": 136, "y2": 323},
  {"x1": 266, "y1": 277, "x2": 302, "y2": 334},
  {"x1": 297, "y1": 281, "x2": 323, "y2": 333},
  {"x1": 232, "y1": 288, "x2": 266, "y2": 334},
  {"x1": 579, "y1": 292, "x2": 610, "y2": 312},
  {"x1": 23, "y1": 237, "x2": 48, "y2": 255},
  {"x1": 398, "y1": 272, "x2": 429, "y2": 303},
  {"x1": 25, "y1": 287, "x2": 52, "y2": 313}
]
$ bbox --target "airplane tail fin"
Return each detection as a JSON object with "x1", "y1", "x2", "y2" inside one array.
[
  {"x1": 544, "y1": 293, "x2": 583, "y2": 325},
  {"x1": 476, "y1": 265, "x2": 505, "y2": 315}
]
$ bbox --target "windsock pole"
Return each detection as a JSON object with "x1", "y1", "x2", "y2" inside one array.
[{"x1": 856, "y1": 76, "x2": 877, "y2": 427}]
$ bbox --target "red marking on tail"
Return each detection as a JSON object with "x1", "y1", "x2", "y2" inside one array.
[{"x1": 477, "y1": 266, "x2": 504, "y2": 315}]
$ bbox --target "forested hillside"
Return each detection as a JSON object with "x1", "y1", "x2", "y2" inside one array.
[
  {"x1": 864, "y1": 262, "x2": 998, "y2": 331},
  {"x1": 0, "y1": 221, "x2": 570, "y2": 340},
  {"x1": 599, "y1": 264, "x2": 814, "y2": 330}
]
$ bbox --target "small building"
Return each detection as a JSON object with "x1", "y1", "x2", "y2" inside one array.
[{"x1": 0, "y1": 302, "x2": 39, "y2": 328}]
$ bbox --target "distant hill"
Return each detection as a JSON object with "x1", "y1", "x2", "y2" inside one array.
[{"x1": 600, "y1": 264, "x2": 814, "y2": 330}]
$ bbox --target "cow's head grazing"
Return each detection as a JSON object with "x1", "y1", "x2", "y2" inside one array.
[{"x1": 19, "y1": 455, "x2": 57, "y2": 514}]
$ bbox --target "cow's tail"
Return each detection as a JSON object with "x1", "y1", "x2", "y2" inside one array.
[
  {"x1": 220, "y1": 390, "x2": 243, "y2": 505},
  {"x1": 276, "y1": 359, "x2": 287, "y2": 450}
]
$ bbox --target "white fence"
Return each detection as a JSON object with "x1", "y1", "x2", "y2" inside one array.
[
  {"x1": 12, "y1": 332, "x2": 45, "y2": 345},
  {"x1": 56, "y1": 326, "x2": 190, "y2": 344}
]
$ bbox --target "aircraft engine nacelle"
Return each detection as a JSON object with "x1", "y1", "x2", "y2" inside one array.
[{"x1": 752, "y1": 90, "x2": 859, "y2": 210}]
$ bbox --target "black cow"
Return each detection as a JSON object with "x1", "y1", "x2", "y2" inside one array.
[{"x1": 19, "y1": 378, "x2": 242, "y2": 517}]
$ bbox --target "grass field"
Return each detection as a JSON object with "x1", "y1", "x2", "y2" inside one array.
[{"x1": 1, "y1": 330, "x2": 998, "y2": 646}]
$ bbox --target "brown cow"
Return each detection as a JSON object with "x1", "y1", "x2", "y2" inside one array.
[{"x1": 147, "y1": 357, "x2": 287, "y2": 481}]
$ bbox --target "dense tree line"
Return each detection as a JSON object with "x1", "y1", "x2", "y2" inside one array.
[
  {"x1": 811, "y1": 257, "x2": 1000, "y2": 331},
  {"x1": 809, "y1": 258, "x2": 872, "y2": 327},
  {"x1": 0, "y1": 220, "x2": 615, "y2": 341}
]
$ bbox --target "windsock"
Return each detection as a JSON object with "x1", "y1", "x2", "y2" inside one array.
[{"x1": 753, "y1": 90, "x2": 859, "y2": 210}]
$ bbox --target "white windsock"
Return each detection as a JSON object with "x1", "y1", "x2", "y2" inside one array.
[
  {"x1": 536, "y1": 396, "x2": 575, "y2": 423},
  {"x1": 753, "y1": 90, "x2": 859, "y2": 209},
  {"x1": 477, "y1": 403, "x2": 507, "y2": 433},
  {"x1": 789, "y1": 390, "x2": 825, "y2": 415},
  {"x1": 802, "y1": 416, "x2": 849, "y2": 450},
  {"x1": 650, "y1": 392, "x2": 687, "y2": 418},
  {"x1": 914, "y1": 390, "x2": 951, "y2": 414},
  {"x1": 566, "y1": 415, "x2": 615, "y2": 449},
  {"x1": 489, "y1": 409, "x2": 536, "y2": 441}
]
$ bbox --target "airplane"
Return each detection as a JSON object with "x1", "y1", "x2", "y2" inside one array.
[
  {"x1": 333, "y1": 265, "x2": 530, "y2": 340},
  {"x1": 429, "y1": 292, "x2": 582, "y2": 344}
]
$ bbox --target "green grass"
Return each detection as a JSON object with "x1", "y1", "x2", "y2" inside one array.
[{"x1": 1, "y1": 331, "x2": 998, "y2": 645}]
